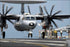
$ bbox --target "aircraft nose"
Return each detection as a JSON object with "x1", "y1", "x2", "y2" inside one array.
[{"x1": 29, "y1": 22, "x2": 34, "y2": 26}]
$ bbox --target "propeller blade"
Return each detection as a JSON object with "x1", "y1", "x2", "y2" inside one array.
[
  {"x1": 39, "y1": 6, "x2": 43, "y2": 15},
  {"x1": 28, "y1": 5, "x2": 31, "y2": 14},
  {"x1": 51, "y1": 19, "x2": 58, "y2": 28},
  {"x1": 5, "y1": 7, "x2": 13, "y2": 15},
  {"x1": 44, "y1": 6, "x2": 49, "y2": 16},
  {"x1": 53, "y1": 15, "x2": 70, "y2": 19},
  {"x1": 8, "y1": 19, "x2": 14, "y2": 24},
  {"x1": 6, "y1": 5, "x2": 8, "y2": 13},
  {"x1": 51, "y1": 16, "x2": 63, "y2": 20},
  {"x1": 52, "y1": 17, "x2": 63, "y2": 21},
  {"x1": 2, "y1": 4, "x2": 5, "y2": 14},
  {"x1": 50, "y1": 5, "x2": 55, "y2": 16},
  {"x1": 52, "y1": 10, "x2": 61, "y2": 17}
]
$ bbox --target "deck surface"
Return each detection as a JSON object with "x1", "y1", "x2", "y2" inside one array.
[{"x1": 0, "y1": 38, "x2": 67, "y2": 47}]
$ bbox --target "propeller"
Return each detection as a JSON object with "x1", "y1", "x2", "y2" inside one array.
[
  {"x1": 43, "y1": 5, "x2": 62, "y2": 28},
  {"x1": 0, "y1": 4, "x2": 13, "y2": 27},
  {"x1": 0, "y1": 4, "x2": 13, "y2": 39}
]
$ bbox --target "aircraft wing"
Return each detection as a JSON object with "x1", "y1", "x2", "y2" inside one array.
[
  {"x1": 6, "y1": 14, "x2": 20, "y2": 20},
  {"x1": 6, "y1": 14, "x2": 44, "y2": 20},
  {"x1": 34, "y1": 15, "x2": 44, "y2": 20},
  {"x1": 52, "y1": 15, "x2": 70, "y2": 19},
  {"x1": 6, "y1": 15, "x2": 70, "y2": 20},
  {"x1": 35, "y1": 15, "x2": 70, "y2": 20},
  {"x1": 36, "y1": 16, "x2": 44, "y2": 20}
]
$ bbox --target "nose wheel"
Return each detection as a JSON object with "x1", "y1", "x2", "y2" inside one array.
[
  {"x1": 28, "y1": 33, "x2": 33, "y2": 38},
  {"x1": 28, "y1": 31, "x2": 33, "y2": 38}
]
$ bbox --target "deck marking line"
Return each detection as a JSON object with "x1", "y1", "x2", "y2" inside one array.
[
  {"x1": 24, "y1": 42, "x2": 49, "y2": 47},
  {"x1": 0, "y1": 41, "x2": 10, "y2": 42},
  {"x1": 18, "y1": 40, "x2": 66, "y2": 43},
  {"x1": 24, "y1": 42, "x2": 66, "y2": 46}
]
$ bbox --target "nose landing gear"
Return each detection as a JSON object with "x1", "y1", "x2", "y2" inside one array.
[
  {"x1": 28, "y1": 31, "x2": 33, "y2": 38},
  {"x1": 28, "y1": 33, "x2": 33, "y2": 38}
]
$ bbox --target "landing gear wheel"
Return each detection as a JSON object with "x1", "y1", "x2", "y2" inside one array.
[
  {"x1": 42, "y1": 32, "x2": 45, "y2": 39},
  {"x1": 28, "y1": 33, "x2": 30, "y2": 38},
  {"x1": 28, "y1": 33, "x2": 33, "y2": 38},
  {"x1": 2, "y1": 32, "x2": 5, "y2": 39},
  {"x1": 42, "y1": 34, "x2": 45, "y2": 39},
  {"x1": 31, "y1": 33, "x2": 33, "y2": 38}
]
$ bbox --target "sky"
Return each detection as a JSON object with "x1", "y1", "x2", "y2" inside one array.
[{"x1": 0, "y1": 0, "x2": 70, "y2": 38}]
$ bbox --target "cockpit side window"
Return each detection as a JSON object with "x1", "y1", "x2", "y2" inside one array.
[
  {"x1": 26, "y1": 17, "x2": 30, "y2": 20},
  {"x1": 31, "y1": 17, "x2": 35, "y2": 20},
  {"x1": 22, "y1": 17, "x2": 30, "y2": 20}
]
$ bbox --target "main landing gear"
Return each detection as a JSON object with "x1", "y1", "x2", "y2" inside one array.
[
  {"x1": 41, "y1": 32, "x2": 45, "y2": 39},
  {"x1": 2, "y1": 31, "x2": 5, "y2": 39},
  {"x1": 1, "y1": 27, "x2": 6, "y2": 39}
]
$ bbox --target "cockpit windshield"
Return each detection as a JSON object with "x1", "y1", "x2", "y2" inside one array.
[
  {"x1": 23, "y1": 17, "x2": 36, "y2": 20},
  {"x1": 31, "y1": 17, "x2": 35, "y2": 20}
]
